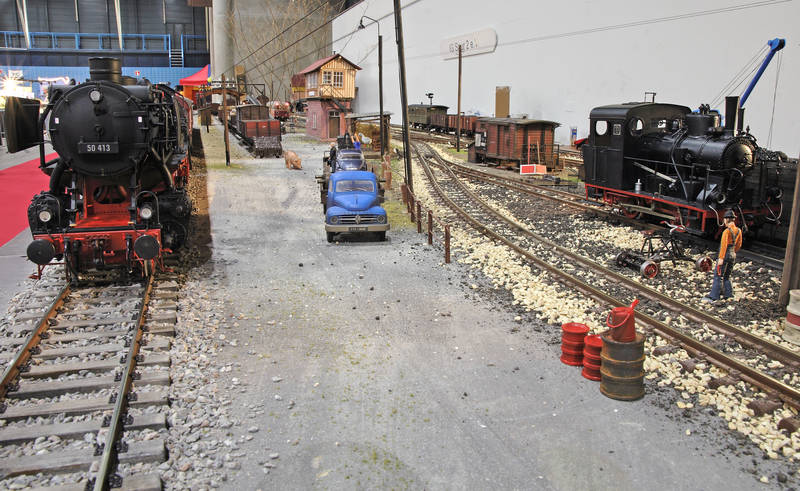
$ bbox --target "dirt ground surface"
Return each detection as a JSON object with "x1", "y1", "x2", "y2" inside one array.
[{"x1": 194, "y1": 126, "x2": 795, "y2": 490}]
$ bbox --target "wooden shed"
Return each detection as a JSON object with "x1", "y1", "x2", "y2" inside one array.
[
  {"x1": 298, "y1": 53, "x2": 360, "y2": 100},
  {"x1": 471, "y1": 117, "x2": 560, "y2": 170}
]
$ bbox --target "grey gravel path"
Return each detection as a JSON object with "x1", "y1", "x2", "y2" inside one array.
[{"x1": 183, "y1": 132, "x2": 793, "y2": 490}]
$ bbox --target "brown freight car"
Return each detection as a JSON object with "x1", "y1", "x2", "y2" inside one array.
[
  {"x1": 471, "y1": 117, "x2": 560, "y2": 170},
  {"x1": 446, "y1": 114, "x2": 478, "y2": 136},
  {"x1": 230, "y1": 104, "x2": 283, "y2": 157}
]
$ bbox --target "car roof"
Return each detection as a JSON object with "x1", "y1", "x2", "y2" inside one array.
[{"x1": 330, "y1": 170, "x2": 377, "y2": 182}]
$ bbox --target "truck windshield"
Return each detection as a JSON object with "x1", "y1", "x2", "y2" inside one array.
[{"x1": 335, "y1": 180, "x2": 375, "y2": 193}]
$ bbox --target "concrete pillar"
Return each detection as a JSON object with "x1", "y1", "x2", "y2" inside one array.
[{"x1": 212, "y1": 0, "x2": 233, "y2": 80}]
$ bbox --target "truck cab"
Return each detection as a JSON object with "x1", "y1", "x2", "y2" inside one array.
[{"x1": 325, "y1": 171, "x2": 389, "y2": 243}]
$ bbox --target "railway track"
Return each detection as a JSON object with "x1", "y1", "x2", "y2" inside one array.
[
  {"x1": 426, "y1": 146, "x2": 785, "y2": 270},
  {"x1": 0, "y1": 275, "x2": 177, "y2": 489},
  {"x1": 411, "y1": 142, "x2": 800, "y2": 410}
]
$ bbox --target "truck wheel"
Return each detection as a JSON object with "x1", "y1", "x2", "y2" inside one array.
[{"x1": 327, "y1": 232, "x2": 335, "y2": 243}]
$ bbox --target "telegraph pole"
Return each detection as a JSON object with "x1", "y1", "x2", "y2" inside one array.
[
  {"x1": 780, "y1": 156, "x2": 800, "y2": 305},
  {"x1": 378, "y1": 32, "x2": 385, "y2": 157},
  {"x1": 456, "y1": 44, "x2": 462, "y2": 152},
  {"x1": 393, "y1": 0, "x2": 413, "y2": 191},
  {"x1": 221, "y1": 74, "x2": 231, "y2": 167}
]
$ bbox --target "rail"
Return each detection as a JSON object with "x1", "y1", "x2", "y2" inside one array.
[{"x1": 412, "y1": 141, "x2": 800, "y2": 410}]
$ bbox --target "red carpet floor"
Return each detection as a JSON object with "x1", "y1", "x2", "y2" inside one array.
[{"x1": 0, "y1": 153, "x2": 56, "y2": 248}]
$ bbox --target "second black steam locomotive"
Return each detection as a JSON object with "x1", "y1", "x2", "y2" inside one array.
[{"x1": 582, "y1": 96, "x2": 795, "y2": 240}]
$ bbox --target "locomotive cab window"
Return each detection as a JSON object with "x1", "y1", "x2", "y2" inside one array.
[{"x1": 628, "y1": 118, "x2": 644, "y2": 137}]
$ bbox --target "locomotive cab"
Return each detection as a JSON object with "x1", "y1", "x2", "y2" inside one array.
[{"x1": 583, "y1": 102, "x2": 691, "y2": 196}]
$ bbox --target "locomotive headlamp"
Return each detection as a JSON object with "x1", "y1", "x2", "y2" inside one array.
[
  {"x1": 330, "y1": 216, "x2": 339, "y2": 224},
  {"x1": 38, "y1": 209, "x2": 53, "y2": 223},
  {"x1": 139, "y1": 204, "x2": 154, "y2": 220},
  {"x1": 89, "y1": 89, "x2": 103, "y2": 103}
]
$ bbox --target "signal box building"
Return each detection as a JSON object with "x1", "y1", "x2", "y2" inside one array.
[{"x1": 292, "y1": 54, "x2": 360, "y2": 140}]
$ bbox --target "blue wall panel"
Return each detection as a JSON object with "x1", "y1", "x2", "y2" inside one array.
[{"x1": 0, "y1": 65, "x2": 201, "y2": 97}]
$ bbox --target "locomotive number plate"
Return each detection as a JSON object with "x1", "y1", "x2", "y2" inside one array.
[{"x1": 78, "y1": 142, "x2": 119, "y2": 154}]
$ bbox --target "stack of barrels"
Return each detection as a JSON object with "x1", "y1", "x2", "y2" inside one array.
[
  {"x1": 582, "y1": 335, "x2": 602, "y2": 381},
  {"x1": 785, "y1": 290, "x2": 800, "y2": 346},
  {"x1": 561, "y1": 323, "x2": 590, "y2": 366},
  {"x1": 601, "y1": 300, "x2": 645, "y2": 401}
]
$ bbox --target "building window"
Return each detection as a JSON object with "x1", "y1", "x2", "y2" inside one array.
[
  {"x1": 322, "y1": 71, "x2": 332, "y2": 85},
  {"x1": 307, "y1": 72, "x2": 317, "y2": 88},
  {"x1": 333, "y1": 71, "x2": 343, "y2": 87}
]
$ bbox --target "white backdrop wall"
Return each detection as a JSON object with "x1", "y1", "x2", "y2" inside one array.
[{"x1": 333, "y1": 0, "x2": 799, "y2": 155}]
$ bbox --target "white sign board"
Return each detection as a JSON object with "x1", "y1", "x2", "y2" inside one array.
[{"x1": 440, "y1": 29, "x2": 497, "y2": 60}]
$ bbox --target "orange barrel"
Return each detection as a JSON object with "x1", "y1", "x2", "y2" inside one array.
[
  {"x1": 581, "y1": 334, "x2": 602, "y2": 381},
  {"x1": 600, "y1": 332, "x2": 645, "y2": 401},
  {"x1": 561, "y1": 323, "x2": 589, "y2": 366},
  {"x1": 785, "y1": 290, "x2": 800, "y2": 346},
  {"x1": 606, "y1": 299, "x2": 638, "y2": 343}
]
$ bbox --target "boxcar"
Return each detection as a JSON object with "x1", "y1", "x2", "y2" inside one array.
[
  {"x1": 471, "y1": 117, "x2": 560, "y2": 170},
  {"x1": 408, "y1": 104, "x2": 449, "y2": 128}
]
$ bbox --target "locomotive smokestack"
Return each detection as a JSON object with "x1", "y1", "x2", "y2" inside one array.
[
  {"x1": 89, "y1": 57, "x2": 122, "y2": 84},
  {"x1": 724, "y1": 96, "x2": 739, "y2": 134}
]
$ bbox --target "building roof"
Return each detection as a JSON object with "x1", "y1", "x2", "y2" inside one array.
[
  {"x1": 298, "y1": 54, "x2": 362, "y2": 74},
  {"x1": 477, "y1": 117, "x2": 560, "y2": 127},
  {"x1": 345, "y1": 111, "x2": 393, "y2": 119}
]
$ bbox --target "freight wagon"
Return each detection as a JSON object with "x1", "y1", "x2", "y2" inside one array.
[
  {"x1": 229, "y1": 104, "x2": 283, "y2": 157},
  {"x1": 470, "y1": 117, "x2": 559, "y2": 170}
]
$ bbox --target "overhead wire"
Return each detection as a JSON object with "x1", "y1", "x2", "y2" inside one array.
[
  {"x1": 221, "y1": 1, "x2": 327, "y2": 76},
  {"x1": 243, "y1": 0, "x2": 350, "y2": 75},
  {"x1": 248, "y1": 0, "x2": 425, "y2": 79},
  {"x1": 766, "y1": 50, "x2": 782, "y2": 147},
  {"x1": 708, "y1": 45, "x2": 768, "y2": 108}
]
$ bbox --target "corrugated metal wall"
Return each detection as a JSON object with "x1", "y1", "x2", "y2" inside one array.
[{"x1": 0, "y1": 0, "x2": 206, "y2": 38}]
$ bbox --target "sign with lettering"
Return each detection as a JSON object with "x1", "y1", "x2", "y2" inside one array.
[{"x1": 440, "y1": 29, "x2": 497, "y2": 59}]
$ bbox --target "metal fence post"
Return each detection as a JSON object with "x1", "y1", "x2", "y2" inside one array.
[
  {"x1": 416, "y1": 202, "x2": 422, "y2": 233},
  {"x1": 409, "y1": 194, "x2": 415, "y2": 221},
  {"x1": 444, "y1": 225, "x2": 451, "y2": 263}
]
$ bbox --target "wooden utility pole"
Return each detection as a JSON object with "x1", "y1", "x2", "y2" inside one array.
[
  {"x1": 456, "y1": 44, "x2": 462, "y2": 152},
  {"x1": 221, "y1": 74, "x2": 231, "y2": 167},
  {"x1": 378, "y1": 32, "x2": 385, "y2": 158},
  {"x1": 393, "y1": 0, "x2": 413, "y2": 191},
  {"x1": 779, "y1": 157, "x2": 800, "y2": 305}
]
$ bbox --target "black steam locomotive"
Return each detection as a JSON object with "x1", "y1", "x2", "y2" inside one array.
[
  {"x1": 5, "y1": 57, "x2": 193, "y2": 278},
  {"x1": 582, "y1": 96, "x2": 794, "y2": 239}
]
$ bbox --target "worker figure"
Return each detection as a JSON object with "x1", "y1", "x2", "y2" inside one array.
[{"x1": 702, "y1": 209, "x2": 743, "y2": 303}]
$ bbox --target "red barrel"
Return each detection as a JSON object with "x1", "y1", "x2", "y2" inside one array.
[
  {"x1": 606, "y1": 299, "x2": 638, "y2": 343},
  {"x1": 582, "y1": 334, "x2": 602, "y2": 381},
  {"x1": 561, "y1": 323, "x2": 589, "y2": 366}
]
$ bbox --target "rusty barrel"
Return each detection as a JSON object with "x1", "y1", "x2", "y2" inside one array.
[
  {"x1": 600, "y1": 332, "x2": 645, "y2": 401},
  {"x1": 784, "y1": 290, "x2": 800, "y2": 346}
]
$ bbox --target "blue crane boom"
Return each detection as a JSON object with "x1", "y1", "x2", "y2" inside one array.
[{"x1": 740, "y1": 37, "x2": 785, "y2": 107}]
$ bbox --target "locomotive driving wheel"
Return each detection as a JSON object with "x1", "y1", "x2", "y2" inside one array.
[{"x1": 615, "y1": 197, "x2": 642, "y2": 219}]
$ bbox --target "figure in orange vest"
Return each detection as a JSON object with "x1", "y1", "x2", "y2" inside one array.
[{"x1": 702, "y1": 209, "x2": 742, "y2": 302}]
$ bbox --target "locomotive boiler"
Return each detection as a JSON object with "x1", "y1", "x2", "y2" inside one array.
[
  {"x1": 582, "y1": 96, "x2": 793, "y2": 238},
  {"x1": 4, "y1": 57, "x2": 193, "y2": 279}
]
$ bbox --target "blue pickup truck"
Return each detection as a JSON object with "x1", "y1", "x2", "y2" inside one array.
[{"x1": 325, "y1": 170, "x2": 389, "y2": 242}]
